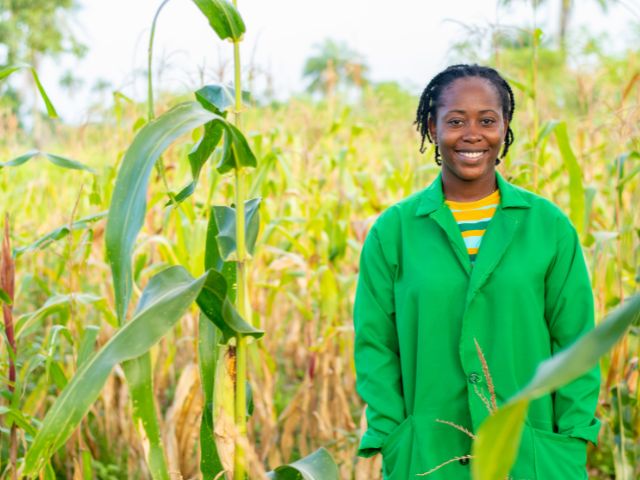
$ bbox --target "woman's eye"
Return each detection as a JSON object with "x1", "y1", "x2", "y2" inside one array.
[
  {"x1": 481, "y1": 118, "x2": 496, "y2": 126},
  {"x1": 447, "y1": 119, "x2": 463, "y2": 126}
]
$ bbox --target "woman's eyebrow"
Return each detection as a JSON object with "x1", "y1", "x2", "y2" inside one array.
[{"x1": 443, "y1": 109, "x2": 499, "y2": 114}]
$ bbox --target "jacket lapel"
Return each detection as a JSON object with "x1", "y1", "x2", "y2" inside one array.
[
  {"x1": 465, "y1": 172, "x2": 531, "y2": 307},
  {"x1": 416, "y1": 174, "x2": 472, "y2": 275}
]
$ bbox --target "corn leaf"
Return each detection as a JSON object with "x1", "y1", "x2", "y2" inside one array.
[
  {"x1": 217, "y1": 122, "x2": 257, "y2": 174},
  {"x1": 198, "y1": 314, "x2": 225, "y2": 477},
  {"x1": 76, "y1": 325, "x2": 100, "y2": 368},
  {"x1": 14, "y1": 211, "x2": 107, "y2": 256},
  {"x1": 191, "y1": 0, "x2": 246, "y2": 42},
  {"x1": 266, "y1": 448, "x2": 340, "y2": 480},
  {"x1": 123, "y1": 353, "x2": 170, "y2": 480},
  {"x1": 105, "y1": 101, "x2": 219, "y2": 323},
  {"x1": 196, "y1": 269, "x2": 263, "y2": 343},
  {"x1": 0, "y1": 150, "x2": 95, "y2": 173},
  {"x1": 22, "y1": 266, "x2": 209, "y2": 477},
  {"x1": 213, "y1": 198, "x2": 261, "y2": 260},
  {"x1": 554, "y1": 122, "x2": 585, "y2": 237},
  {"x1": 0, "y1": 287, "x2": 11, "y2": 305},
  {"x1": 0, "y1": 63, "x2": 58, "y2": 117},
  {"x1": 473, "y1": 294, "x2": 640, "y2": 480}
]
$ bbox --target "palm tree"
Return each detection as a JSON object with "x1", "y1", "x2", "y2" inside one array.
[{"x1": 302, "y1": 39, "x2": 369, "y2": 98}]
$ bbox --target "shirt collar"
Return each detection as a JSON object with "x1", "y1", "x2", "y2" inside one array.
[{"x1": 415, "y1": 170, "x2": 530, "y2": 217}]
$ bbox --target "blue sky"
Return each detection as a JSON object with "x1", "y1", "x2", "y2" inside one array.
[{"x1": 36, "y1": 0, "x2": 639, "y2": 122}]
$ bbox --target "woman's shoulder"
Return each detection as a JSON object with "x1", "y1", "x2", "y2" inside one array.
[
  {"x1": 505, "y1": 181, "x2": 578, "y2": 236},
  {"x1": 370, "y1": 188, "x2": 427, "y2": 231}
]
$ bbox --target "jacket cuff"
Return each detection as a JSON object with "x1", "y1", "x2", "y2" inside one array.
[
  {"x1": 564, "y1": 417, "x2": 601, "y2": 445},
  {"x1": 357, "y1": 429, "x2": 386, "y2": 458}
]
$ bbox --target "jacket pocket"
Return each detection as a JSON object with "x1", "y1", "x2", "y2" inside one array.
[
  {"x1": 381, "y1": 415, "x2": 414, "y2": 480},
  {"x1": 531, "y1": 427, "x2": 588, "y2": 480}
]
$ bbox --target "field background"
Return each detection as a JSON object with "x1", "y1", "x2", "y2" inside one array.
[{"x1": 0, "y1": 0, "x2": 639, "y2": 478}]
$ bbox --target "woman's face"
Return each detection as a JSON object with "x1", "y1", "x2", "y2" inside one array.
[{"x1": 428, "y1": 77, "x2": 508, "y2": 185}]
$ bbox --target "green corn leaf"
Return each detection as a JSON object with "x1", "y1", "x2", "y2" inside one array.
[
  {"x1": 196, "y1": 84, "x2": 251, "y2": 114},
  {"x1": 266, "y1": 448, "x2": 340, "y2": 480},
  {"x1": 191, "y1": 0, "x2": 246, "y2": 42},
  {"x1": 171, "y1": 118, "x2": 226, "y2": 205},
  {"x1": 0, "y1": 287, "x2": 11, "y2": 305},
  {"x1": 197, "y1": 314, "x2": 225, "y2": 477},
  {"x1": 213, "y1": 197, "x2": 261, "y2": 260},
  {"x1": 22, "y1": 266, "x2": 209, "y2": 477},
  {"x1": 196, "y1": 269, "x2": 263, "y2": 343},
  {"x1": 14, "y1": 211, "x2": 107, "y2": 256},
  {"x1": 0, "y1": 150, "x2": 95, "y2": 173},
  {"x1": 473, "y1": 294, "x2": 640, "y2": 480},
  {"x1": 0, "y1": 63, "x2": 58, "y2": 117},
  {"x1": 0, "y1": 406, "x2": 37, "y2": 436},
  {"x1": 554, "y1": 122, "x2": 585, "y2": 237},
  {"x1": 217, "y1": 122, "x2": 257, "y2": 174},
  {"x1": 123, "y1": 353, "x2": 170, "y2": 480},
  {"x1": 471, "y1": 399, "x2": 530, "y2": 480},
  {"x1": 105, "y1": 101, "x2": 219, "y2": 323},
  {"x1": 15, "y1": 293, "x2": 105, "y2": 339},
  {"x1": 205, "y1": 206, "x2": 237, "y2": 302},
  {"x1": 76, "y1": 326, "x2": 100, "y2": 368}
]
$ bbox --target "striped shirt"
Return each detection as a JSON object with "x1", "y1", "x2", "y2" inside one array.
[{"x1": 444, "y1": 189, "x2": 501, "y2": 263}]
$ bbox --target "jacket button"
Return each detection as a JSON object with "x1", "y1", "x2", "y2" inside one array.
[
  {"x1": 459, "y1": 457, "x2": 470, "y2": 466},
  {"x1": 468, "y1": 372, "x2": 482, "y2": 384}
]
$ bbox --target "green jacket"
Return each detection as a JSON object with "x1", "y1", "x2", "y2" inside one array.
[{"x1": 353, "y1": 172, "x2": 600, "y2": 480}]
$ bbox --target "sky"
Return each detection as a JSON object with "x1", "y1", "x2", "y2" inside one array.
[{"x1": 36, "y1": 0, "x2": 640, "y2": 123}]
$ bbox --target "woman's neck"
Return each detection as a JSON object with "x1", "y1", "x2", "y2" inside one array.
[{"x1": 441, "y1": 170, "x2": 498, "y2": 202}]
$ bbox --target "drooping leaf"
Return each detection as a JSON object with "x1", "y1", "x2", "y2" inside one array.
[
  {"x1": 0, "y1": 64, "x2": 58, "y2": 117},
  {"x1": 217, "y1": 122, "x2": 258, "y2": 174},
  {"x1": 22, "y1": 266, "x2": 209, "y2": 477},
  {"x1": 266, "y1": 448, "x2": 340, "y2": 480},
  {"x1": 196, "y1": 269, "x2": 263, "y2": 343},
  {"x1": 198, "y1": 314, "x2": 225, "y2": 477},
  {"x1": 0, "y1": 150, "x2": 95, "y2": 173},
  {"x1": 205, "y1": 205, "x2": 236, "y2": 302},
  {"x1": 171, "y1": 117, "x2": 226, "y2": 205},
  {"x1": 191, "y1": 0, "x2": 246, "y2": 42},
  {"x1": 195, "y1": 84, "x2": 251, "y2": 114},
  {"x1": 123, "y1": 353, "x2": 170, "y2": 480},
  {"x1": 15, "y1": 293, "x2": 105, "y2": 339},
  {"x1": 554, "y1": 122, "x2": 585, "y2": 237},
  {"x1": 473, "y1": 294, "x2": 640, "y2": 480},
  {"x1": 213, "y1": 197, "x2": 261, "y2": 260},
  {"x1": 105, "y1": 101, "x2": 219, "y2": 323},
  {"x1": 14, "y1": 211, "x2": 107, "y2": 256},
  {"x1": 471, "y1": 399, "x2": 529, "y2": 480}
]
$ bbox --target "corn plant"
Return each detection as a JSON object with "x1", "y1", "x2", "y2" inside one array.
[{"x1": 10, "y1": 1, "x2": 338, "y2": 479}]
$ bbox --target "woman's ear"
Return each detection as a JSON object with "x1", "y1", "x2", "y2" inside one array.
[{"x1": 428, "y1": 118, "x2": 437, "y2": 143}]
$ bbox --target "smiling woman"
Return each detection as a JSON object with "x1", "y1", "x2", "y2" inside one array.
[{"x1": 353, "y1": 64, "x2": 600, "y2": 479}]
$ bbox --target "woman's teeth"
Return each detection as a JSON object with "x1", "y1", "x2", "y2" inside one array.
[{"x1": 458, "y1": 151, "x2": 484, "y2": 159}]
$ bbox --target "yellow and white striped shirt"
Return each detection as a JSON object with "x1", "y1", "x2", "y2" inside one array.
[{"x1": 444, "y1": 189, "x2": 500, "y2": 263}]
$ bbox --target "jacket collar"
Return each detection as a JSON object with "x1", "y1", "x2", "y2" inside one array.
[{"x1": 415, "y1": 171, "x2": 530, "y2": 216}]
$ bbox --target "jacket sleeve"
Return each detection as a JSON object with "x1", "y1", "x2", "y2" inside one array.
[
  {"x1": 353, "y1": 225, "x2": 405, "y2": 457},
  {"x1": 544, "y1": 220, "x2": 601, "y2": 444}
]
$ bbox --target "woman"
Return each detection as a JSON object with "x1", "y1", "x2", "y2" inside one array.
[{"x1": 353, "y1": 64, "x2": 600, "y2": 479}]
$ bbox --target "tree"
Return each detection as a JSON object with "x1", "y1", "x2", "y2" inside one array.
[
  {"x1": 302, "y1": 39, "x2": 369, "y2": 98},
  {"x1": 0, "y1": 0, "x2": 86, "y2": 119}
]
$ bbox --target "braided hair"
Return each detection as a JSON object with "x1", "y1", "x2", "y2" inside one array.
[{"x1": 415, "y1": 64, "x2": 515, "y2": 165}]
